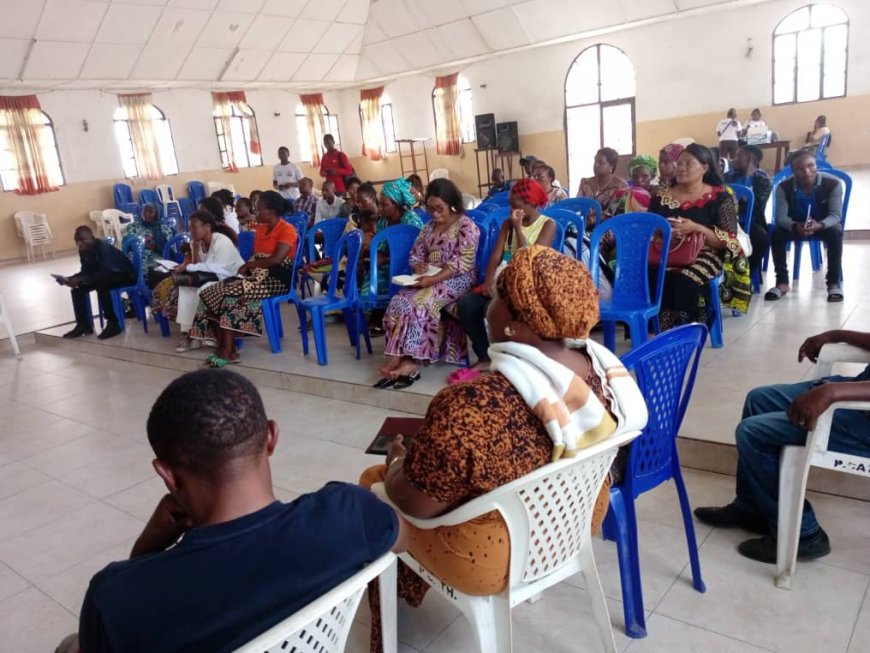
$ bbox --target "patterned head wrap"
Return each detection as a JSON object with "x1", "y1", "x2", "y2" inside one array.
[
  {"x1": 497, "y1": 246, "x2": 599, "y2": 340},
  {"x1": 660, "y1": 143, "x2": 685, "y2": 164},
  {"x1": 381, "y1": 177, "x2": 417, "y2": 210},
  {"x1": 628, "y1": 154, "x2": 657, "y2": 177},
  {"x1": 510, "y1": 178, "x2": 549, "y2": 208}
]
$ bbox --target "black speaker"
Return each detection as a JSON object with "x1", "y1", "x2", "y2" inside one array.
[
  {"x1": 475, "y1": 113, "x2": 496, "y2": 149},
  {"x1": 496, "y1": 121, "x2": 518, "y2": 153}
]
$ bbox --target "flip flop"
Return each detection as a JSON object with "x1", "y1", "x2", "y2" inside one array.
[
  {"x1": 447, "y1": 368, "x2": 481, "y2": 385},
  {"x1": 827, "y1": 287, "x2": 844, "y2": 303},
  {"x1": 210, "y1": 356, "x2": 234, "y2": 368},
  {"x1": 393, "y1": 371, "x2": 421, "y2": 390},
  {"x1": 764, "y1": 287, "x2": 787, "y2": 301},
  {"x1": 205, "y1": 353, "x2": 218, "y2": 366}
]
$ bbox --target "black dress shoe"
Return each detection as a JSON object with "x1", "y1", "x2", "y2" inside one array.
[
  {"x1": 373, "y1": 377, "x2": 395, "y2": 389},
  {"x1": 393, "y1": 371, "x2": 421, "y2": 390},
  {"x1": 97, "y1": 322, "x2": 122, "y2": 340},
  {"x1": 63, "y1": 326, "x2": 93, "y2": 339},
  {"x1": 737, "y1": 528, "x2": 831, "y2": 564},
  {"x1": 694, "y1": 503, "x2": 769, "y2": 535}
]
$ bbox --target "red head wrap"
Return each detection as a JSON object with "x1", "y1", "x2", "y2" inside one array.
[{"x1": 510, "y1": 178, "x2": 549, "y2": 208}]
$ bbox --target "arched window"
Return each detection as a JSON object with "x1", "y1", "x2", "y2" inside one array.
[
  {"x1": 431, "y1": 74, "x2": 475, "y2": 149},
  {"x1": 294, "y1": 104, "x2": 341, "y2": 164},
  {"x1": 113, "y1": 104, "x2": 179, "y2": 179},
  {"x1": 773, "y1": 4, "x2": 848, "y2": 105},
  {"x1": 0, "y1": 109, "x2": 64, "y2": 192},
  {"x1": 213, "y1": 99, "x2": 262, "y2": 170},
  {"x1": 564, "y1": 44, "x2": 635, "y2": 194},
  {"x1": 359, "y1": 99, "x2": 397, "y2": 154}
]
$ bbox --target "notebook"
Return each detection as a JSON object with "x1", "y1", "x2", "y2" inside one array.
[{"x1": 365, "y1": 416, "x2": 426, "y2": 455}]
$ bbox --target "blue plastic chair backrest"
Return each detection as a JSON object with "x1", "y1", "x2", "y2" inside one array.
[
  {"x1": 237, "y1": 230, "x2": 255, "y2": 262},
  {"x1": 162, "y1": 233, "x2": 191, "y2": 263},
  {"x1": 122, "y1": 236, "x2": 146, "y2": 287},
  {"x1": 178, "y1": 197, "x2": 195, "y2": 222},
  {"x1": 725, "y1": 184, "x2": 754, "y2": 233},
  {"x1": 619, "y1": 323, "x2": 708, "y2": 496},
  {"x1": 324, "y1": 229, "x2": 363, "y2": 301},
  {"x1": 475, "y1": 202, "x2": 503, "y2": 215},
  {"x1": 367, "y1": 224, "x2": 421, "y2": 297},
  {"x1": 472, "y1": 218, "x2": 494, "y2": 285},
  {"x1": 551, "y1": 220, "x2": 566, "y2": 253},
  {"x1": 282, "y1": 213, "x2": 308, "y2": 243},
  {"x1": 542, "y1": 208, "x2": 585, "y2": 259},
  {"x1": 588, "y1": 212, "x2": 672, "y2": 306},
  {"x1": 413, "y1": 207, "x2": 431, "y2": 223},
  {"x1": 466, "y1": 209, "x2": 487, "y2": 222},
  {"x1": 815, "y1": 132, "x2": 831, "y2": 160},
  {"x1": 113, "y1": 184, "x2": 134, "y2": 210},
  {"x1": 187, "y1": 181, "x2": 206, "y2": 206},
  {"x1": 483, "y1": 191, "x2": 510, "y2": 206},
  {"x1": 306, "y1": 217, "x2": 347, "y2": 262},
  {"x1": 551, "y1": 197, "x2": 602, "y2": 229},
  {"x1": 139, "y1": 189, "x2": 159, "y2": 207}
]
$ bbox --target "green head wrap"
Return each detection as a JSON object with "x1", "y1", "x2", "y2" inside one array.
[
  {"x1": 381, "y1": 177, "x2": 417, "y2": 210},
  {"x1": 628, "y1": 154, "x2": 658, "y2": 177}
]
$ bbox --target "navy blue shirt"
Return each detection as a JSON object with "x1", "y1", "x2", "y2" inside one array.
[{"x1": 79, "y1": 483, "x2": 398, "y2": 653}]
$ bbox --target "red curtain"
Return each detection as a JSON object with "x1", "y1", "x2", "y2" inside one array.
[
  {"x1": 300, "y1": 93, "x2": 327, "y2": 167},
  {"x1": 360, "y1": 86, "x2": 385, "y2": 161},
  {"x1": 433, "y1": 73, "x2": 461, "y2": 156},
  {"x1": 0, "y1": 95, "x2": 58, "y2": 194},
  {"x1": 212, "y1": 91, "x2": 259, "y2": 172}
]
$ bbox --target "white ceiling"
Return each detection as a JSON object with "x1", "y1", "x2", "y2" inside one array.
[{"x1": 0, "y1": 0, "x2": 764, "y2": 92}]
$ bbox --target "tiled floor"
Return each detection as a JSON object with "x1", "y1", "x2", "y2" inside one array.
[{"x1": 0, "y1": 188, "x2": 869, "y2": 651}]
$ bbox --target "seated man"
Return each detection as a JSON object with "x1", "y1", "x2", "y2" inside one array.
[
  {"x1": 695, "y1": 329, "x2": 870, "y2": 563},
  {"x1": 486, "y1": 167, "x2": 512, "y2": 198},
  {"x1": 314, "y1": 180, "x2": 344, "y2": 223},
  {"x1": 294, "y1": 177, "x2": 318, "y2": 226},
  {"x1": 765, "y1": 150, "x2": 844, "y2": 302},
  {"x1": 725, "y1": 144, "x2": 772, "y2": 276},
  {"x1": 62, "y1": 369, "x2": 406, "y2": 653},
  {"x1": 55, "y1": 226, "x2": 136, "y2": 340}
]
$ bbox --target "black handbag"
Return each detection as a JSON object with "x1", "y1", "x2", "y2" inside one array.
[{"x1": 174, "y1": 271, "x2": 220, "y2": 287}]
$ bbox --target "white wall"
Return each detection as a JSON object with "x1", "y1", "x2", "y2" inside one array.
[{"x1": 17, "y1": 0, "x2": 870, "y2": 185}]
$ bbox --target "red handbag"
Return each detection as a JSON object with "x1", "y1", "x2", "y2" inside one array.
[{"x1": 649, "y1": 232, "x2": 705, "y2": 268}]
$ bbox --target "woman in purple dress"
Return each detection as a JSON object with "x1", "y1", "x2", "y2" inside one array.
[{"x1": 375, "y1": 179, "x2": 480, "y2": 390}]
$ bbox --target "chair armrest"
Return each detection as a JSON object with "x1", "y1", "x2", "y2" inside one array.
[
  {"x1": 806, "y1": 400, "x2": 870, "y2": 454},
  {"x1": 814, "y1": 343, "x2": 870, "y2": 380}
]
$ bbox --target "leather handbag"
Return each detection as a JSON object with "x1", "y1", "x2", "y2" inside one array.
[{"x1": 649, "y1": 232, "x2": 705, "y2": 268}]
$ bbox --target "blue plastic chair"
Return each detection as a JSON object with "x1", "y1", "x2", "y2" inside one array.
[
  {"x1": 475, "y1": 202, "x2": 503, "y2": 215},
  {"x1": 542, "y1": 208, "x2": 585, "y2": 261},
  {"x1": 815, "y1": 132, "x2": 831, "y2": 163},
  {"x1": 589, "y1": 213, "x2": 672, "y2": 352},
  {"x1": 551, "y1": 197, "x2": 603, "y2": 230},
  {"x1": 261, "y1": 227, "x2": 308, "y2": 354},
  {"x1": 162, "y1": 233, "x2": 190, "y2": 263},
  {"x1": 178, "y1": 198, "x2": 195, "y2": 229},
  {"x1": 139, "y1": 189, "x2": 160, "y2": 211},
  {"x1": 296, "y1": 230, "x2": 364, "y2": 365},
  {"x1": 187, "y1": 181, "x2": 206, "y2": 206},
  {"x1": 550, "y1": 220, "x2": 566, "y2": 253},
  {"x1": 356, "y1": 224, "x2": 421, "y2": 357},
  {"x1": 282, "y1": 213, "x2": 308, "y2": 240},
  {"x1": 413, "y1": 207, "x2": 431, "y2": 223},
  {"x1": 110, "y1": 237, "x2": 150, "y2": 333},
  {"x1": 112, "y1": 183, "x2": 140, "y2": 218},
  {"x1": 726, "y1": 183, "x2": 761, "y2": 294},
  {"x1": 237, "y1": 230, "x2": 255, "y2": 262},
  {"x1": 602, "y1": 323, "x2": 708, "y2": 639},
  {"x1": 306, "y1": 217, "x2": 347, "y2": 262},
  {"x1": 482, "y1": 190, "x2": 510, "y2": 206}
]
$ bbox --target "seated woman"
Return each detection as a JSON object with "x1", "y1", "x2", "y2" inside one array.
[
  {"x1": 360, "y1": 246, "x2": 647, "y2": 651},
  {"x1": 374, "y1": 179, "x2": 479, "y2": 390},
  {"x1": 363, "y1": 179, "x2": 425, "y2": 334},
  {"x1": 576, "y1": 147, "x2": 627, "y2": 226},
  {"x1": 211, "y1": 189, "x2": 240, "y2": 233},
  {"x1": 614, "y1": 154, "x2": 657, "y2": 214},
  {"x1": 125, "y1": 203, "x2": 173, "y2": 286},
  {"x1": 189, "y1": 191, "x2": 297, "y2": 367},
  {"x1": 235, "y1": 197, "x2": 255, "y2": 230},
  {"x1": 656, "y1": 143, "x2": 685, "y2": 189},
  {"x1": 649, "y1": 143, "x2": 745, "y2": 330},
  {"x1": 151, "y1": 211, "x2": 243, "y2": 353},
  {"x1": 803, "y1": 114, "x2": 830, "y2": 152},
  {"x1": 456, "y1": 178, "x2": 555, "y2": 376}
]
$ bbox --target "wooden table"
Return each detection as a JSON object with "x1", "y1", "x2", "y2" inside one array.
[{"x1": 758, "y1": 141, "x2": 791, "y2": 172}]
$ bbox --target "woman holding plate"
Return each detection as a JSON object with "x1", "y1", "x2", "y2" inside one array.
[{"x1": 375, "y1": 179, "x2": 480, "y2": 390}]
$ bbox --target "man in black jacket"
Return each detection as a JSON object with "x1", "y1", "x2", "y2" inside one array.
[{"x1": 55, "y1": 226, "x2": 136, "y2": 340}]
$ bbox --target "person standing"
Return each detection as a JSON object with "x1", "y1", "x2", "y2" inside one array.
[
  {"x1": 56, "y1": 226, "x2": 136, "y2": 340},
  {"x1": 743, "y1": 108, "x2": 769, "y2": 145},
  {"x1": 717, "y1": 108, "x2": 742, "y2": 160},
  {"x1": 273, "y1": 146, "x2": 303, "y2": 202},
  {"x1": 319, "y1": 134, "x2": 353, "y2": 196}
]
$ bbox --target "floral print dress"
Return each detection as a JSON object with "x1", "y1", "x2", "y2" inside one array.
[{"x1": 383, "y1": 216, "x2": 479, "y2": 364}]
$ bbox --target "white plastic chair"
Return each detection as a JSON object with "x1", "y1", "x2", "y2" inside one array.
[
  {"x1": 776, "y1": 343, "x2": 870, "y2": 589},
  {"x1": 100, "y1": 209, "x2": 133, "y2": 248},
  {"x1": 155, "y1": 184, "x2": 175, "y2": 204},
  {"x1": 375, "y1": 429, "x2": 639, "y2": 653},
  {"x1": 462, "y1": 192, "x2": 479, "y2": 209},
  {"x1": 89, "y1": 210, "x2": 106, "y2": 235},
  {"x1": 0, "y1": 291, "x2": 21, "y2": 359},
  {"x1": 14, "y1": 211, "x2": 54, "y2": 261},
  {"x1": 233, "y1": 552, "x2": 397, "y2": 653},
  {"x1": 429, "y1": 168, "x2": 449, "y2": 182}
]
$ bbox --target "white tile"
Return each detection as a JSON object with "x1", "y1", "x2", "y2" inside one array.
[
  {"x1": 0, "y1": 588, "x2": 78, "y2": 653},
  {"x1": 37, "y1": 542, "x2": 131, "y2": 616},
  {"x1": 849, "y1": 592, "x2": 870, "y2": 653},
  {"x1": 0, "y1": 561, "x2": 30, "y2": 603},
  {"x1": 0, "y1": 480, "x2": 94, "y2": 542},
  {"x1": 625, "y1": 613, "x2": 771, "y2": 652},
  {"x1": 0, "y1": 462, "x2": 50, "y2": 501}
]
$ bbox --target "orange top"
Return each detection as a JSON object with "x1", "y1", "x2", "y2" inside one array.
[{"x1": 254, "y1": 219, "x2": 297, "y2": 258}]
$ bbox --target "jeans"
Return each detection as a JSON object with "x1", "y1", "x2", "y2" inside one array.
[
  {"x1": 770, "y1": 224, "x2": 843, "y2": 286},
  {"x1": 748, "y1": 222, "x2": 769, "y2": 274},
  {"x1": 734, "y1": 377, "x2": 870, "y2": 537},
  {"x1": 457, "y1": 292, "x2": 491, "y2": 363},
  {"x1": 70, "y1": 271, "x2": 136, "y2": 328}
]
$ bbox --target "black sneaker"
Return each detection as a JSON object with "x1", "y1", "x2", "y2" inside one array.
[
  {"x1": 694, "y1": 503, "x2": 769, "y2": 535},
  {"x1": 63, "y1": 325, "x2": 94, "y2": 339},
  {"x1": 97, "y1": 322, "x2": 122, "y2": 340},
  {"x1": 737, "y1": 528, "x2": 831, "y2": 564}
]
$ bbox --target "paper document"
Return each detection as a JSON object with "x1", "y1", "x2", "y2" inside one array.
[
  {"x1": 154, "y1": 258, "x2": 179, "y2": 272},
  {"x1": 392, "y1": 266, "x2": 441, "y2": 287}
]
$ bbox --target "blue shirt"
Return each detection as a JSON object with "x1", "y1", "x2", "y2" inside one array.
[{"x1": 79, "y1": 483, "x2": 398, "y2": 653}]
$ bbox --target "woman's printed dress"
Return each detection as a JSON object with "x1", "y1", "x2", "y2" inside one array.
[{"x1": 383, "y1": 216, "x2": 479, "y2": 364}]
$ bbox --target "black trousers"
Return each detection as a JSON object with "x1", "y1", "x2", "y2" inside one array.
[
  {"x1": 749, "y1": 223, "x2": 769, "y2": 274},
  {"x1": 70, "y1": 271, "x2": 136, "y2": 328},
  {"x1": 771, "y1": 224, "x2": 843, "y2": 286},
  {"x1": 457, "y1": 292, "x2": 491, "y2": 363}
]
